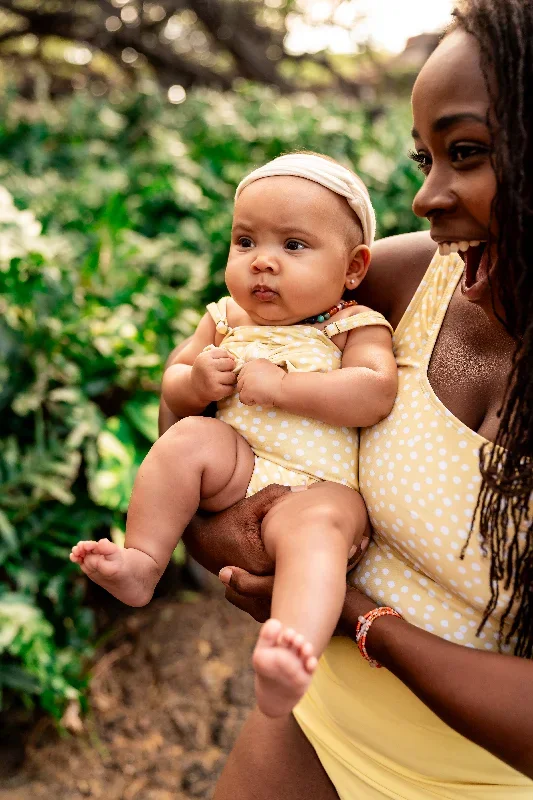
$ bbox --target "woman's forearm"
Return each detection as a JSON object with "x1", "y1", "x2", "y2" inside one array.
[{"x1": 342, "y1": 587, "x2": 533, "y2": 778}]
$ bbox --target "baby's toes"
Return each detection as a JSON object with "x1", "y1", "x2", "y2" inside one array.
[
  {"x1": 81, "y1": 553, "x2": 106, "y2": 577},
  {"x1": 71, "y1": 541, "x2": 92, "y2": 562},
  {"x1": 305, "y1": 657, "x2": 317, "y2": 674},
  {"x1": 302, "y1": 644, "x2": 318, "y2": 674},
  {"x1": 289, "y1": 636, "x2": 317, "y2": 674},
  {"x1": 278, "y1": 627, "x2": 297, "y2": 648},
  {"x1": 259, "y1": 618, "x2": 283, "y2": 648},
  {"x1": 79, "y1": 553, "x2": 100, "y2": 574},
  {"x1": 291, "y1": 633, "x2": 305, "y2": 654},
  {"x1": 93, "y1": 537, "x2": 120, "y2": 557},
  {"x1": 85, "y1": 552, "x2": 122, "y2": 579}
]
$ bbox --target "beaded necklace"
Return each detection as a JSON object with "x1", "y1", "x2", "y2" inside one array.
[{"x1": 299, "y1": 299, "x2": 357, "y2": 325}]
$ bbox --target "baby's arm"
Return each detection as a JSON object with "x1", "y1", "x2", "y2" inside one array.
[
  {"x1": 237, "y1": 316, "x2": 397, "y2": 427},
  {"x1": 161, "y1": 313, "x2": 236, "y2": 418}
]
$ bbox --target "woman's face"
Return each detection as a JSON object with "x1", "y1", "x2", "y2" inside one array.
[{"x1": 411, "y1": 28, "x2": 497, "y2": 310}]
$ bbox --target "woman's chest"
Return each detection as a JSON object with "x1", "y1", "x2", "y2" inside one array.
[
  {"x1": 357, "y1": 377, "x2": 497, "y2": 645},
  {"x1": 357, "y1": 287, "x2": 516, "y2": 642},
  {"x1": 427, "y1": 290, "x2": 513, "y2": 443}
]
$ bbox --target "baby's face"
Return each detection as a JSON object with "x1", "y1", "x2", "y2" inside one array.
[{"x1": 226, "y1": 176, "x2": 363, "y2": 325}]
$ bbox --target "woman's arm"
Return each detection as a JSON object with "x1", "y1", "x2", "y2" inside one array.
[
  {"x1": 339, "y1": 587, "x2": 533, "y2": 779},
  {"x1": 220, "y1": 559, "x2": 533, "y2": 780}
]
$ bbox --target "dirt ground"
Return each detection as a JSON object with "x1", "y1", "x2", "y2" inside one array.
[{"x1": 0, "y1": 575, "x2": 259, "y2": 800}]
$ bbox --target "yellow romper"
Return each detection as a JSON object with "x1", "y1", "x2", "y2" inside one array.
[
  {"x1": 205, "y1": 297, "x2": 392, "y2": 495},
  {"x1": 294, "y1": 251, "x2": 533, "y2": 799}
]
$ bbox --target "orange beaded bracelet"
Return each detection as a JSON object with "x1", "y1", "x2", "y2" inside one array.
[{"x1": 355, "y1": 607, "x2": 403, "y2": 668}]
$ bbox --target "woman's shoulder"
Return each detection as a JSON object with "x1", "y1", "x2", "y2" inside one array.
[{"x1": 357, "y1": 231, "x2": 437, "y2": 328}]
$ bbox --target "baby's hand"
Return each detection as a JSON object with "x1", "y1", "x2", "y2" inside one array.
[
  {"x1": 191, "y1": 348, "x2": 236, "y2": 403},
  {"x1": 237, "y1": 359, "x2": 285, "y2": 407}
]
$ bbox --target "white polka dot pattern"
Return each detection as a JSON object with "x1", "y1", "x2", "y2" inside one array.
[
  {"x1": 355, "y1": 252, "x2": 517, "y2": 653},
  {"x1": 206, "y1": 298, "x2": 391, "y2": 494}
]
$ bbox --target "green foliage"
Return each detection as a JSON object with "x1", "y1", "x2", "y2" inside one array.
[{"x1": 0, "y1": 84, "x2": 425, "y2": 717}]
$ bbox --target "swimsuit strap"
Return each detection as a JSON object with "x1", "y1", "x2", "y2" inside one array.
[
  {"x1": 206, "y1": 296, "x2": 232, "y2": 335},
  {"x1": 323, "y1": 310, "x2": 393, "y2": 339}
]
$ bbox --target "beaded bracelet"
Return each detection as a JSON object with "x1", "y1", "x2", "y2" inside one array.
[{"x1": 355, "y1": 606, "x2": 403, "y2": 668}]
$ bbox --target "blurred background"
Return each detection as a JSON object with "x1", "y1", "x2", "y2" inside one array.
[{"x1": 0, "y1": 1, "x2": 452, "y2": 797}]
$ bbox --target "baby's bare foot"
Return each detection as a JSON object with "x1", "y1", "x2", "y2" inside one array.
[
  {"x1": 252, "y1": 618, "x2": 318, "y2": 718},
  {"x1": 70, "y1": 539, "x2": 158, "y2": 607}
]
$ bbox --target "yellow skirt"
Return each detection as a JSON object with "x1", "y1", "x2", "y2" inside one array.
[{"x1": 294, "y1": 638, "x2": 533, "y2": 799}]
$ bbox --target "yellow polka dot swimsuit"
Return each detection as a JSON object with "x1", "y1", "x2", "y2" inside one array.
[
  {"x1": 293, "y1": 252, "x2": 533, "y2": 799},
  {"x1": 206, "y1": 297, "x2": 392, "y2": 496}
]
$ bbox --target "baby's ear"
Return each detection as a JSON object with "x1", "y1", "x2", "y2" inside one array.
[{"x1": 345, "y1": 244, "x2": 371, "y2": 291}]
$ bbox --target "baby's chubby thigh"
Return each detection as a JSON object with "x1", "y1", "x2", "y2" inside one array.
[
  {"x1": 170, "y1": 416, "x2": 255, "y2": 513},
  {"x1": 260, "y1": 481, "x2": 369, "y2": 563}
]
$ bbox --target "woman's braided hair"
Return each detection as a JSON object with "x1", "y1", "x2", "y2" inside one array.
[{"x1": 451, "y1": 0, "x2": 533, "y2": 657}]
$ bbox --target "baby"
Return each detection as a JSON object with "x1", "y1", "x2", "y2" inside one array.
[{"x1": 71, "y1": 153, "x2": 397, "y2": 717}]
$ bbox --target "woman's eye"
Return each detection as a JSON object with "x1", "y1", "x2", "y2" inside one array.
[
  {"x1": 449, "y1": 143, "x2": 489, "y2": 164},
  {"x1": 408, "y1": 149, "x2": 432, "y2": 175},
  {"x1": 238, "y1": 236, "x2": 254, "y2": 248},
  {"x1": 286, "y1": 240, "x2": 305, "y2": 251}
]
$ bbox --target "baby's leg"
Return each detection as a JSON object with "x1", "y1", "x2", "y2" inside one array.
[
  {"x1": 252, "y1": 483, "x2": 369, "y2": 717},
  {"x1": 70, "y1": 417, "x2": 255, "y2": 606}
]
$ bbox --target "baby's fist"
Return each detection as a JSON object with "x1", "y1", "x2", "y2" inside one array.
[
  {"x1": 191, "y1": 348, "x2": 236, "y2": 403},
  {"x1": 237, "y1": 359, "x2": 285, "y2": 407}
]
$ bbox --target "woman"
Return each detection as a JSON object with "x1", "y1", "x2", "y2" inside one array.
[{"x1": 161, "y1": 1, "x2": 533, "y2": 797}]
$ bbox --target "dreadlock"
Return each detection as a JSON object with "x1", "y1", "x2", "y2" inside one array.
[{"x1": 451, "y1": 0, "x2": 533, "y2": 657}]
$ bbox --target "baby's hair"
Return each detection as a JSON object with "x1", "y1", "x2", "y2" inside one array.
[{"x1": 450, "y1": 0, "x2": 533, "y2": 658}]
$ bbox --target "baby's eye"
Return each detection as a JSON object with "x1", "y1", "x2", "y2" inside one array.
[
  {"x1": 285, "y1": 240, "x2": 305, "y2": 251},
  {"x1": 238, "y1": 236, "x2": 254, "y2": 248}
]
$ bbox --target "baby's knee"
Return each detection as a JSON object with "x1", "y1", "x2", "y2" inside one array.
[
  {"x1": 164, "y1": 416, "x2": 219, "y2": 450},
  {"x1": 153, "y1": 416, "x2": 213, "y2": 468},
  {"x1": 305, "y1": 483, "x2": 368, "y2": 533},
  {"x1": 262, "y1": 483, "x2": 366, "y2": 549}
]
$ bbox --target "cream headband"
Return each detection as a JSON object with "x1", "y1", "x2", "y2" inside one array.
[{"x1": 235, "y1": 153, "x2": 376, "y2": 247}]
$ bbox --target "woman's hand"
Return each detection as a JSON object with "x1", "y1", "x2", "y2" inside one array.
[
  {"x1": 219, "y1": 567, "x2": 275, "y2": 623},
  {"x1": 182, "y1": 483, "x2": 289, "y2": 577},
  {"x1": 219, "y1": 490, "x2": 371, "y2": 624}
]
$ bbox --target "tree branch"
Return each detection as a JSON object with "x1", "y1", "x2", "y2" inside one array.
[{"x1": 0, "y1": 0, "x2": 366, "y2": 94}]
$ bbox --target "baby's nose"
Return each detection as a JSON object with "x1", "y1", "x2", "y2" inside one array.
[{"x1": 251, "y1": 252, "x2": 280, "y2": 272}]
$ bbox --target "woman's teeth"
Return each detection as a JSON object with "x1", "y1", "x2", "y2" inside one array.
[{"x1": 438, "y1": 240, "x2": 481, "y2": 256}]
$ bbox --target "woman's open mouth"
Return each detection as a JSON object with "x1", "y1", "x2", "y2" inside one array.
[{"x1": 437, "y1": 240, "x2": 489, "y2": 290}]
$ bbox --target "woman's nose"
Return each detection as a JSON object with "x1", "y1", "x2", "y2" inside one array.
[
  {"x1": 412, "y1": 167, "x2": 457, "y2": 221},
  {"x1": 250, "y1": 252, "x2": 280, "y2": 273}
]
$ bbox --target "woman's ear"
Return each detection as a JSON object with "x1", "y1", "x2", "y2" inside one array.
[{"x1": 345, "y1": 244, "x2": 371, "y2": 291}]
